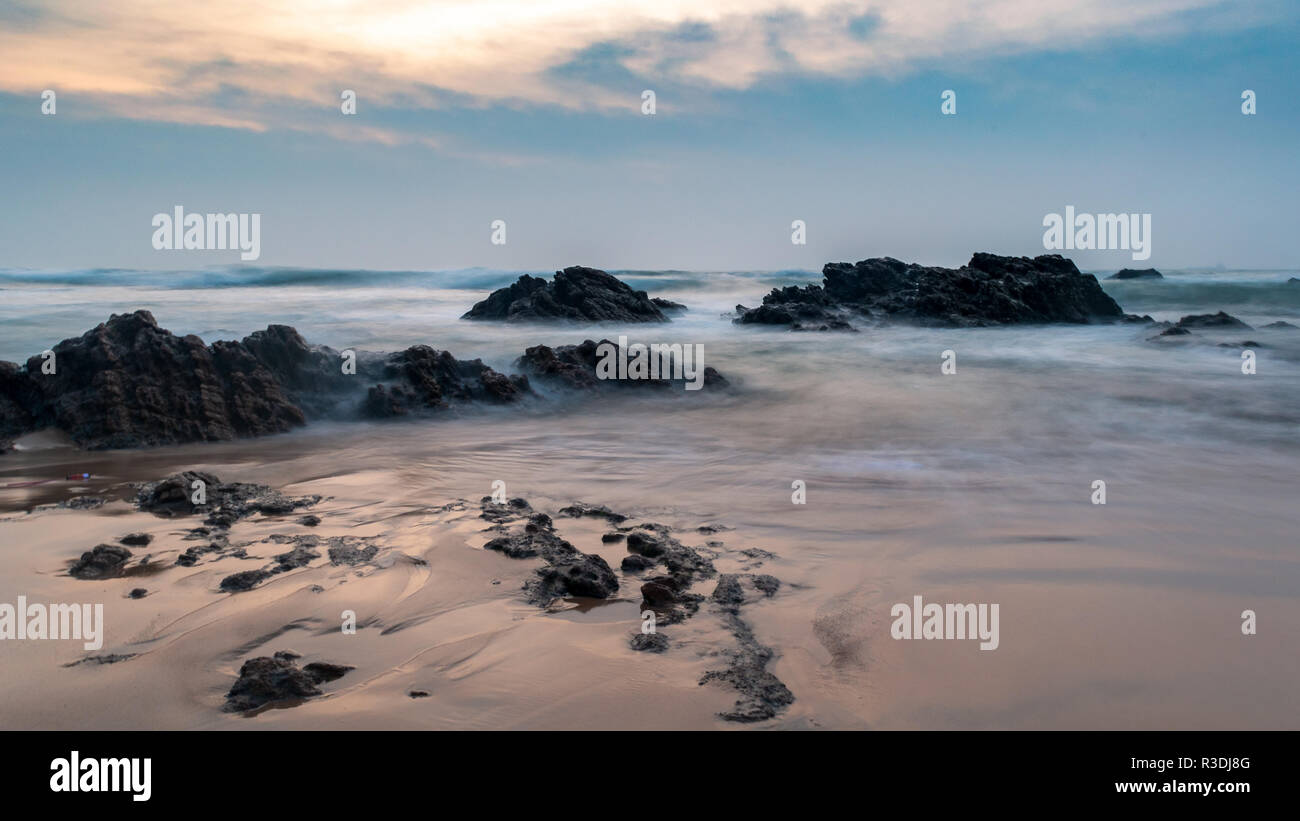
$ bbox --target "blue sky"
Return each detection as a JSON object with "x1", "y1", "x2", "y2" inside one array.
[{"x1": 1, "y1": 0, "x2": 1298, "y2": 272}]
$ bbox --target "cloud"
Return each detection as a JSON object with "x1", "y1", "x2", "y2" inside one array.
[{"x1": 2, "y1": 0, "x2": 1239, "y2": 138}]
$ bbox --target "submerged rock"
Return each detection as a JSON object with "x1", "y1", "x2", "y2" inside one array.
[
  {"x1": 462, "y1": 267, "x2": 677, "y2": 323},
  {"x1": 1176, "y1": 311, "x2": 1252, "y2": 330},
  {"x1": 360, "y1": 346, "x2": 530, "y2": 418},
  {"x1": 736, "y1": 253, "x2": 1124, "y2": 330},
  {"x1": 518, "y1": 339, "x2": 727, "y2": 392},
  {"x1": 1106, "y1": 268, "x2": 1163, "y2": 280}
]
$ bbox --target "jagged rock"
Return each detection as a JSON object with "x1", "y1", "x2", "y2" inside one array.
[
  {"x1": 69, "y1": 544, "x2": 132, "y2": 579},
  {"x1": 736, "y1": 253, "x2": 1124, "y2": 330},
  {"x1": 478, "y1": 500, "x2": 618, "y2": 604},
  {"x1": 0, "y1": 312, "x2": 538, "y2": 451},
  {"x1": 517, "y1": 339, "x2": 727, "y2": 392},
  {"x1": 462, "y1": 267, "x2": 676, "y2": 322},
  {"x1": 223, "y1": 655, "x2": 353, "y2": 712},
  {"x1": 1176, "y1": 312, "x2": 1252, "y2": 330},
  {"x1": 360, "y1": 346, "x2": 529, "y2": 418},
  {"x1": 1106, "y1": 268, "x2": 1163, "y2": 280},
  {"x1": 2, "y1": 311, "x2": 306, "y2": 450}
]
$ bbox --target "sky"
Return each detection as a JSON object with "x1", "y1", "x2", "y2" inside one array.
[{"x1": 1, "y1": 0, "x2": 1298, "y2": 272}]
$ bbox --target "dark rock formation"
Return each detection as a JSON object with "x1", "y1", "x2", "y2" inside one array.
[
  {"x1": 223, "y1": 653, "x2": 353, "y2": 712},
  {"x1": 1176, "y1": 312, "x2": 1253, "y2": 330},
  {"x1": 69, "y1": 544, "x2": 133, "y2": 579},
  {"x1": 1, "y1": 311, "x2": 305, "y2": 450},
  {"x1": 136, "y1": 471, "x2": 320, "y2": 528},
  {"x1": 0, "y1": 312, "x2": 532, "y2": 451},
  {"x1": 736, "y1": 253, "x2": 1125, "y2": 330},
  {"x1": 697, "y1": 573, "x2": 791, "y2": 722},
  {"x1": 1263, "y1": 321, "x2": 1297, "y2": 329},
  {"x1": 1106, "y1": 268, "x2": 1163, "y2": 280},
  {"x1": 478, "y1": 503, "x2": 618, "y2": 604},
  {"x1": 558, "y1": 502, "x2": 628, "y2": 523},
  {"x1": 119, "y1": 533, "x2": 152, "y2": 546},
  {"x1": 462, "y1": 267, "x2": 676, "y2": 322},
  {"x1": 360, "y1": 346, "x2": 529, "y2": 418},
  {"x1": 517, "y1": 339, "x2": 727, "y2": 391}
]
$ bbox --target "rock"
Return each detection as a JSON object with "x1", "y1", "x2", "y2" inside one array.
[
  {"x1": 478, "y1": 499, "x2": 618, "y2": 604},
  {"x1": 409, "y1": 690, "x2": 431, "y2": 698},
  {"x1": 1156, "y1": 326, "x2": 1191, "y2": 337},
  {"x1": 528, "y1": 553, "x2": 619, "y2": 602},
  {"x1": 69, "y1": 544, "x2": 133, "y2": 579},
  {"x1": 1218, "y1": 341, "x2": 1262, "y2": 348},
  {"x1": 1106, "y1": 268, "x2": 1163, "y2": 280},
  {"x1": 640, "y1": 581, "x2": 678, "y2": 606},
  {"x1": 360, "y1": 345, "x2": 530, "y2": 418},
  {"x1": 297, "y1": 514, "x2": 321, "y2": 527},
  {"x1": 0, "y1": 312, "x2": 543, "y2": 451},
  {"x1": 701, "y1": 575, "x2": 794, "y2": 722},
  {"x1": 273, "y1": 544, "x2": 319, "y2": 571},
  {"x1": 558, "y1": 503, "x2": 628, "y2": 523},
  {"x1": 602, "y1": 532, "x2": 627, "y2": 543},
  {"x1": 2, "y1": 311, "x2": 306, "y2": 450},
  {"x1": 462, "y1": 267, "x2": 676, "y2": 323},
  {"x1": 223, "y1": 654, "x2": 353, "y2": 712},
  {"x1": 128, "y1": 588, "x2": 147, "y2": 599},
  {"x1": 326, "y1": 541, "x2": 378, "y2": 566},
  {"x1": 651, "y1": 298, "x2": 687, "y2": 312},
  {"x1": 517, "y1": 339, "x2": 728, "y2": 392},
  {"x1": 219, "y1": 568, "x2": 274, "y2": 593},
  {"x1": 176, "y1": 542, "x2": 224, "y2": 567},
  {"x1": 630, "y1": 633, "x2": 669, "y2": 653},
  {"x1": 736, "y1": 253, "x2": 1124, "y2": 330},
  {"x1": 620, "y1": 554, "x2": 655, "y2": 571},
  {"x1": 136, "y1": 471, "x2": 320, "y2": 529},
  {"x1": 1263, "y1": 321, "x2": 1297, "y2": 329},
  {"x1": 1176, "y1": 311, "x2": 1252, "y2": 330},
  {"x1": 118, "y1": 533, "x2": 152, "y2": 546}
]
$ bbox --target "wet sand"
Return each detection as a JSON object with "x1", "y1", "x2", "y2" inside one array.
[{"x1": 2, "y1": 353, "x2": 1296, "y2": 729}]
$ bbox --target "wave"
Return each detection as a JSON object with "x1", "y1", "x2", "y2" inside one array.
[
  {"x1": 0, "y1": 265, "x2": 821, "y2": 293},
  {"x1": 1101, "y1": 275, "x2": 1300, "y2": 317}
]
